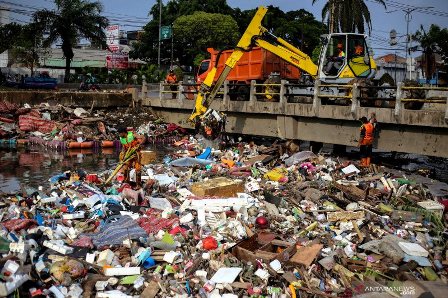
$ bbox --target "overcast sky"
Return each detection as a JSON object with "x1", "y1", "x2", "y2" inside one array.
[{"x1": 2, "y1": 0, "x2": 448, "y2": 57}]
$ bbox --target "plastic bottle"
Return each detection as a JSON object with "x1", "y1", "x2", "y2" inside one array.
[{"x1": 425, "y1": 233, "x2": 434, "y2": 248}]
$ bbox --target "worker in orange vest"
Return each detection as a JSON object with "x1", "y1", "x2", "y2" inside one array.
[
  {"x1": 354, "y1": 43, "x2": 364, "y2": 56},
  {"x1": 165, "y1": 69, "x2": 178, "y2": 99},
  {"x1": 358, "y1": 116, "x2": 375, "y2": 167}
]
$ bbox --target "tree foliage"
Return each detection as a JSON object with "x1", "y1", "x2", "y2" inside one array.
[
  {"x1": 173, "y1": 12, "x2": 239, "y2": 66},
  {"x1": 130, "y1": 1, "x2": 326, "y2": 68},
  {"x1": 33, "y1": 0, "x2": 108, "y2": 82},
  {"x1": 312, "y1": 0, "x2": 386, "y2": 34},
  {"x1": 0, "y1": 23, "x2": 23, "y2": 53},
  {"x1": 0, "y1": 22, "x2": 47, "y2": 75},
  {"x1": 413, "y1": 24, "x2": 448, "y2": 78},
  {"x1": 130, "y1": 0, "x2": 235, "y2": 67}
]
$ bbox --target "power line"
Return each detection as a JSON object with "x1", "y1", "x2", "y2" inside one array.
[
  {"x1": 385, "y1": 0, "x2": 448, "y2": 16},
  {"x1": 366, "y1": 0, "x2": 448, "y2": 18},
  {"x1": 0, "y1": 0, "x2": 46, "y2": 11}
]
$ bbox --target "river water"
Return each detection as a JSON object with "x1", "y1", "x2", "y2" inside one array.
[{"x1": 0, "y1": 146, "x2": 121, "y2": 193}]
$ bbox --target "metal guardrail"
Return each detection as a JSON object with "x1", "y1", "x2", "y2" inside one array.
[{"x1": 139, "y1": 80, "x2": 448, "y2": 120}]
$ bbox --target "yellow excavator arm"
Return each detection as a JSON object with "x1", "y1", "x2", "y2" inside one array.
[
  {"x1": 189, "y1": 6, "x2": 268, "y2": 122},
  {"x1": 189, "y1": 5, "x2": 320, "y2": 123}
]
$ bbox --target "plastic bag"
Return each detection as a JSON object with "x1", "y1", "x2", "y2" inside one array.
[{"x1": 284, "y1": 151, "x2": 316, "y2": 167}]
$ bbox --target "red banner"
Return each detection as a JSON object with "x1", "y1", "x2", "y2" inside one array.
[{"x1": 106, "y1": 53, "x2": 129, "y2": 69}]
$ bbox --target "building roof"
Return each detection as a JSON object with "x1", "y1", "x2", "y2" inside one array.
[
  {"x1": 375, "y1": 53, "x2": 406, "y2": 64},
  {"x1": 40, "y1": 48, "x2": 145, "y2": 68}
]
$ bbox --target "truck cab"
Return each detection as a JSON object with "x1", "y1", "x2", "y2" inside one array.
[{"x1": 196, "y1": 59, "x2": 211, "y2": 84}]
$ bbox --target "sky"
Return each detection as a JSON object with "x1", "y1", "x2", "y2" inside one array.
[{"x1": 2, "y1": 0, "x2": 448, "y2": 58}]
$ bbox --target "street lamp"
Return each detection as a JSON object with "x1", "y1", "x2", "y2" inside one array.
[{"x1": 387, "y1": 6, "x2": 433, "y2": 80}]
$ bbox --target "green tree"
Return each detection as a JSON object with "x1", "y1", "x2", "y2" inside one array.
[
  {"x1": 9, "y1": 23, "x2": 48, "y2": 76},
  {"x1": 413, "y1": 24, "x2": 448, "y2": 80},
  {"x1": 137, "y1": 64, "x2": 165, "y2": 83},
  {"x1": 130, "y1": 0, "x2": 234, "y2": 66},
  {"x1": 131, "y1": 1, "x2": 325, "y2": 67},
  {"x1": 0, "y1": 23, "x2": 47, "y2": 75},
  {"x1": 0, "y1": 23, "x2": 23, "y2": 53},
  {"x1": 228, "y1": 6, "x2": 325, "y2": 57},
  {"x1": 312, "y1": 0, "x2": 386, "y2": 34},
  {"x1": 173, "y1": 11, "x2": 239, "y2": 66},
  {"x1": 33, "y1": 0, "x2": 108, "y2": 82}
]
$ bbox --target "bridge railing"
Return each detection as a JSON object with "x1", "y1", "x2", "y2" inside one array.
[{"x1": 140, "y1": 80, "x2": 448, "y2": 120}]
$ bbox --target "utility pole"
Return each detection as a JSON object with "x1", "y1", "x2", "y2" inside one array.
[
  {"x1": 394, "y1": 51, "x2": 397, "y2": 84},
  {"x1": 403, "y1": 8, "x2": 415, "y2": 80},
  {"x1": 387, "y1": 6, "x2": 433, "y2": 80},
  {"x1": 171, "y1": 23, "x2": 174, "y2": 68},
  {"x1": 329, "y1": 1, "x2": 335, "y2": 34},
  {"x1": 158, "y1": 0, "x2": 162, "y2": 67}
]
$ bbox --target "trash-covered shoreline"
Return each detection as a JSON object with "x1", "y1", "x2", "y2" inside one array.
[
  {"x1": 0, "y1": 100, "x2": 186, "y2": 149},
  {"x1": 0, "y1": 122, "x2": 447, "y2": 298}
]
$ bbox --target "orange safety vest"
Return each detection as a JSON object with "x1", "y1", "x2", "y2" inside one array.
[
  {"x1": 355, "y1": 45, "x2": 364, "y2": 55},
  {"x1": 360, "y1": 122, "x2": 374, "y2": 145},
  {"x1": 166, "y1": 74, "x2": 177, "y2": 84}
]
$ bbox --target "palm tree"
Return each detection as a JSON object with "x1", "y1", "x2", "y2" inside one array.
[
  {"x1": 412, "y1": 25, "x2": 445, "y2": 82},
  {"x1": 33, "y1": 0, "x2": 108, "y2": 82},
  {"x1": 312, "y1": 0, "x2": 386, "y2": 34}
]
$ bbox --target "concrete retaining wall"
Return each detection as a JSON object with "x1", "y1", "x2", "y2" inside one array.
[{"x1": 0, "y1": 91, "x2": 132, "y2": 108}]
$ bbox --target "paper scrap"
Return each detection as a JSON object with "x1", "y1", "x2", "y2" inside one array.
[
  {"x1": 210, "y1": 267, "x2": 242, "y2": 284},
  {"x1": 398, "y1": 242, "x2": 429, "y2": 257}
]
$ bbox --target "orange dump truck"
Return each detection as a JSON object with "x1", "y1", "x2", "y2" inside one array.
[{"x1": 196, "y1": 47, "x2": 301, "y2": 100}]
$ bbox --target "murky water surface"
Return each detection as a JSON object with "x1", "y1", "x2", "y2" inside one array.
[{"x1": 0, "y1": 146, "x2": 121, "y2": 193}]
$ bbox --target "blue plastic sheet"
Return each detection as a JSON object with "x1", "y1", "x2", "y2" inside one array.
[{"x1": 170, "y1": 157, "x2": 214, "y2": 167}]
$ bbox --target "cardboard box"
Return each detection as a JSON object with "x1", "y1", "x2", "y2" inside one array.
[
  {"x1": 417, "y1": 200, "x2": 444, "y2": 218},
  {"x1": 232, "y1": 233, "x2": 296, "y2": 265},
  {"x1": 141, "y1": 150, "x2": 157, "y2": 165},
  {"x1": 191, "y1": 177, "x2": 244, "y2": 197}
]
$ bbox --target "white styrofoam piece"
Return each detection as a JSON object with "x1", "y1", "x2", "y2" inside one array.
[
  {"x1": 9, "y1": 242, "x2": 26, "y2": 253},
  {"x1": 341, "y1": 164, "x2": 360, "y2": 174},
  {"x1": 103, "y1": 267, "x2": 141, "y2": 276},
  {"x1": 190, "y1": 197, "x2": 249, "y2": 212},
  {"x1": 1, "y1": 260, "x2": 20, "y2": 275},
  {"x1": 43, "y1": 241, "x2": 74, "y2": 255},
  {"x1": 62, "y1": 211, "x2": 85, "y2": 220},
  {"x1": 96, "y1": 290, "x2": 134, "y2": 298},
  {"x1": 48, "y1": 285, "x2": 65, "y2": 298},
  {"x1": 0, "y1": 274, "x2": 29, "y2": 296},
  {"x1": 86, "y1": 253, "x2": 96, "y2": 264},
  {"x1": 97, "y1": 249, "x2": 115, "y2": 266},
  {"x1": 179, "y1": 213, "x2": 194, "y2": 223},
  {"x1": 163, "y1": 251, "x2": 180, "y2": 264},
  {"x1": 398, "y1": 242, "x2": 429, "y2": 257},
  {"x1": 41, "y1": 197, "x2": 58, "y2": 204},
  {"x1": 95, "y1": 281, "x2": 109, "y2": 291},
  {"x1": 417, "y1": 200, "x2": 444, "y2": 211},
  {"x1": 210, "y1": 267, "x2": 243, "y2": 283}
]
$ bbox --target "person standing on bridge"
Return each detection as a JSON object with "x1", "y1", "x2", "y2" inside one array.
[
  {"x1": 358, "y1": 116, "x2": 375, "y2": 167},
  {"x1": 165, "y1": 69, "x2": 178, "y2": 99}
]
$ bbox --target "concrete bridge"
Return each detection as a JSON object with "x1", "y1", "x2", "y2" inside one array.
[{"x1": 140, "y1": 81, "x2": 448, "y2": 158}]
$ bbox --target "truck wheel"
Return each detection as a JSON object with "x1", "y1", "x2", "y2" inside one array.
[
  {"x1": 236, "y1": 85, "x2": 250, "y2": 101},
  {"x1": 403, "y1": 80, "x2": 425, "y2": 110}
]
